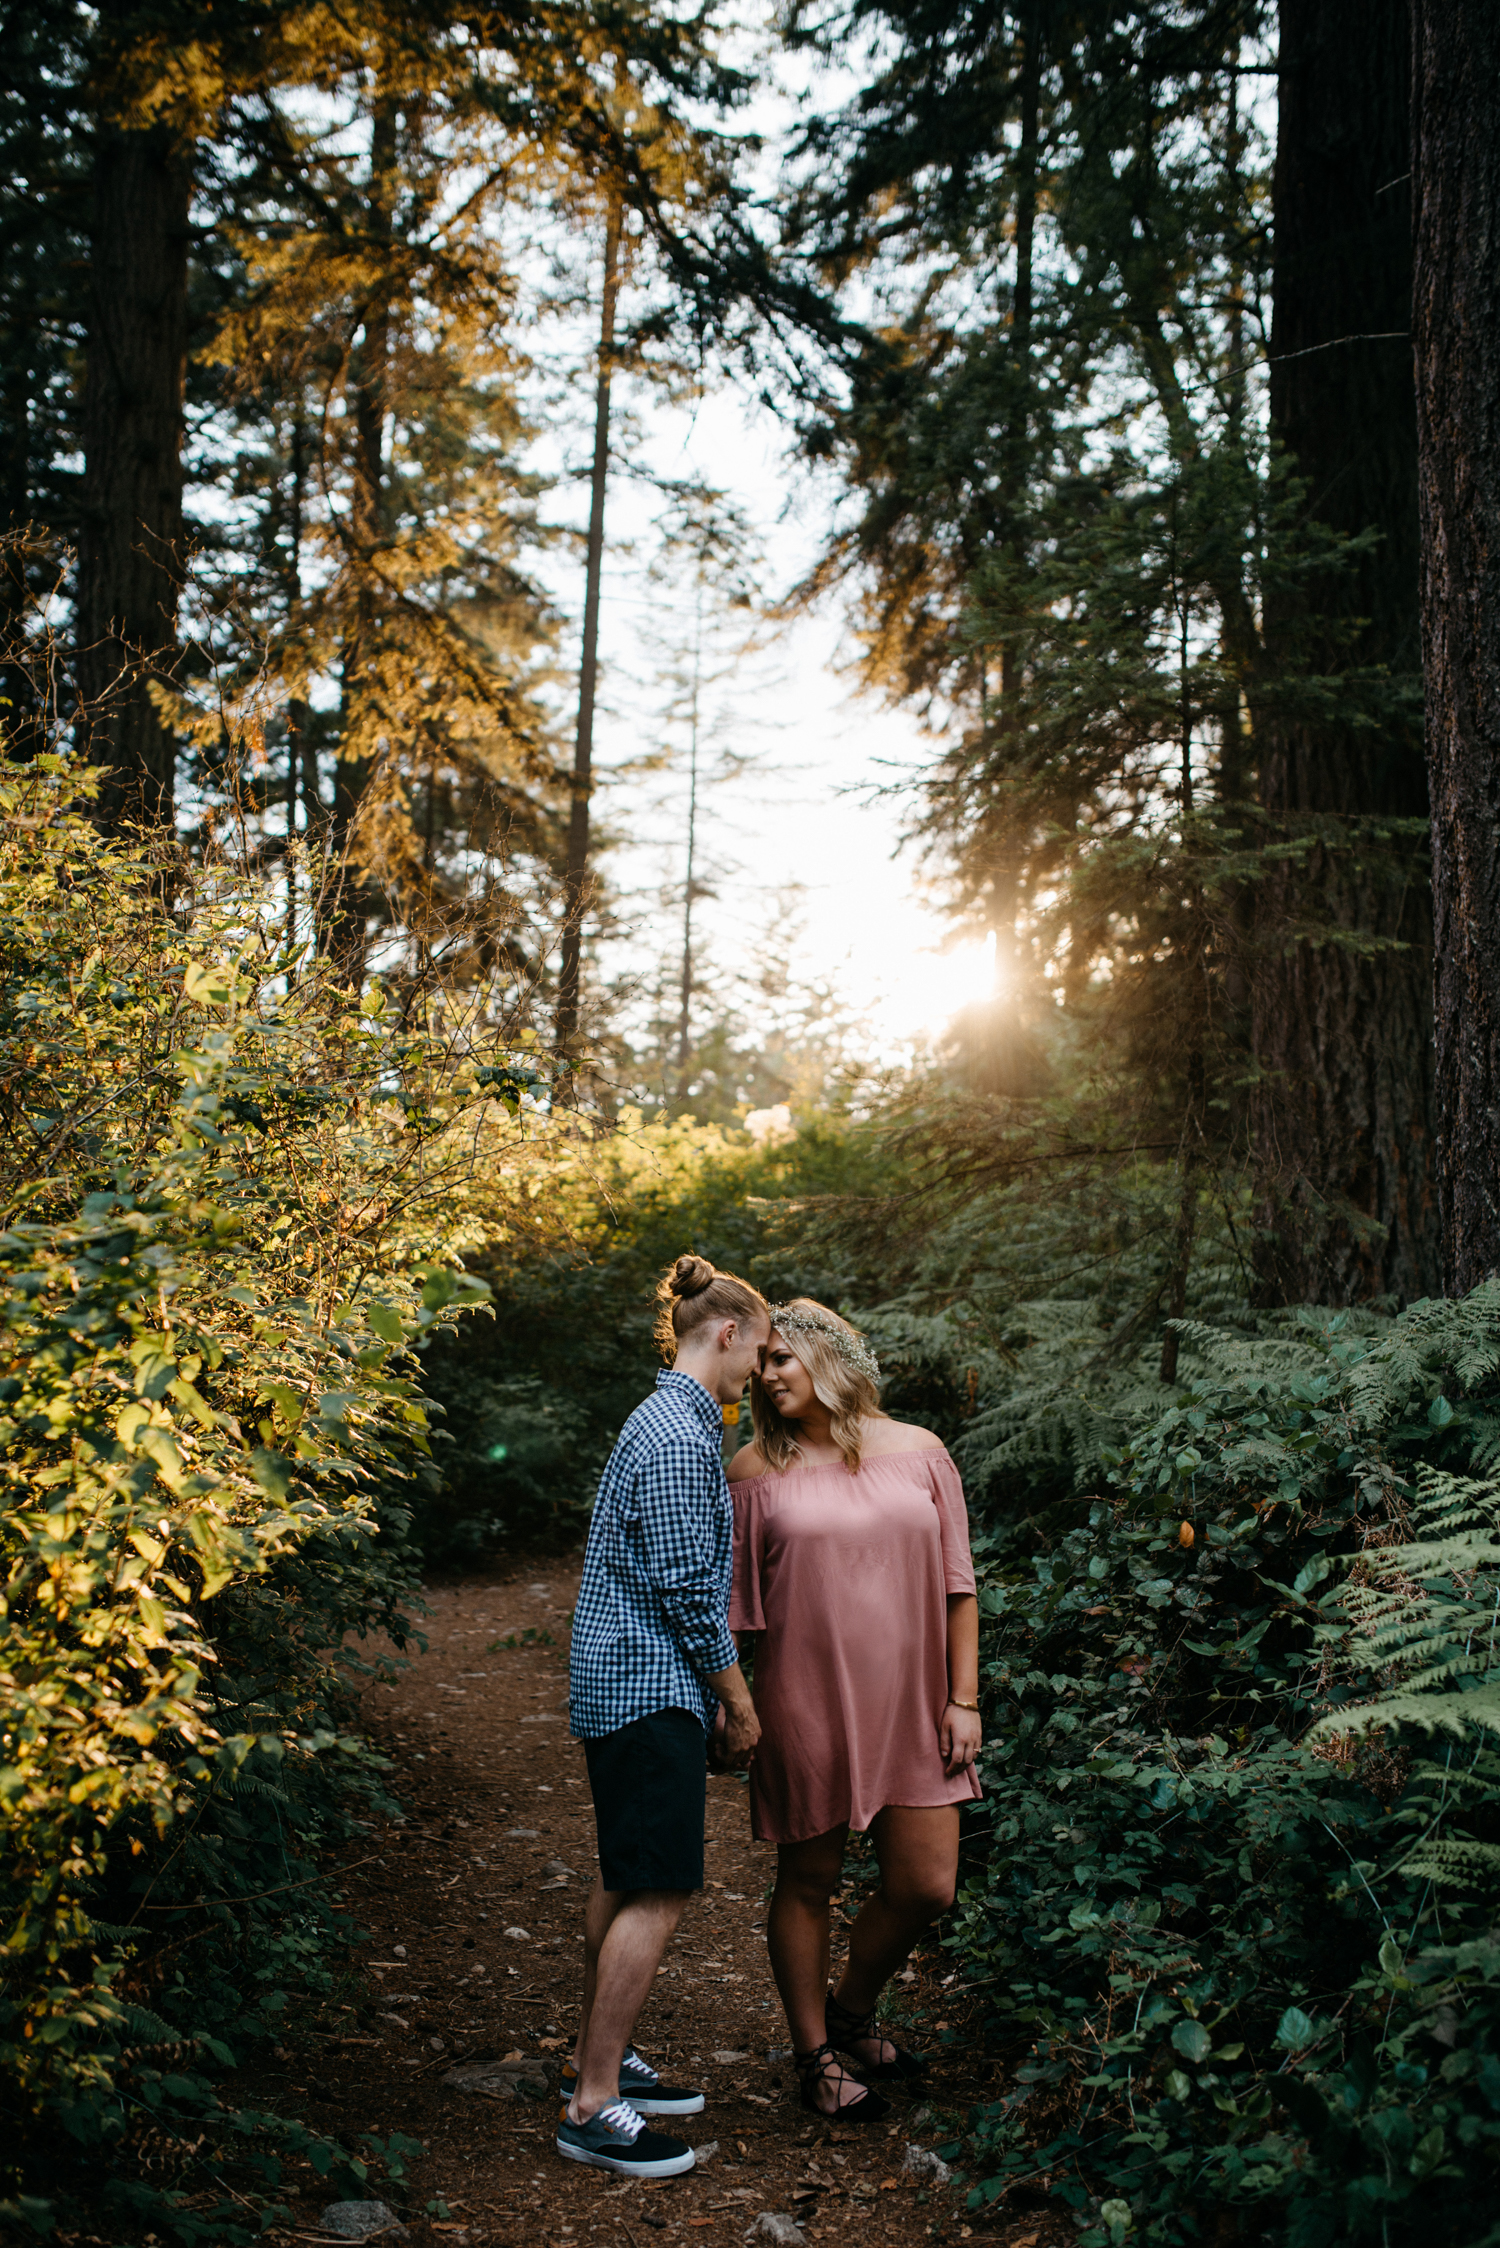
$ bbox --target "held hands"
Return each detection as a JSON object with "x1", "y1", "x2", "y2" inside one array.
[
  {"x1": 710, "y1": 1695, "x2": 761, "y2": 1772},
  {"x1": 941, "y1": 1700, "x2": 983, "y2": 1776}
]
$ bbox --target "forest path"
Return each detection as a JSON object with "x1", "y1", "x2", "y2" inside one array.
[{"x1": 259, "y1": 1559, "x2": 1063, "y2": 2248}]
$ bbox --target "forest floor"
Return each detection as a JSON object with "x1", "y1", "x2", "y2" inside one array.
[{"x1": 252, "y1": 1558, "x2": 1069, "y2": 2248}]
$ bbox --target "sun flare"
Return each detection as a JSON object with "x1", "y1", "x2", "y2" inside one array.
[{"x1": 878, "y1": 928, "x2": 1003, "y2": 1044}]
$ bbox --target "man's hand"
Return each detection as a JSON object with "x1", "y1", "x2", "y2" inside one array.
[{"x1": 706, "y1": 1659, "x2": 760, "y2": 1768}]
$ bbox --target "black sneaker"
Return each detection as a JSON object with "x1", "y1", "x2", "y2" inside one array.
[
  {"x1": 560, "y1": 2045, "x2": 706, "y2": 2117},
  {"x1": 555, "y1": 2099, "x2": 696, "y2": 2177}
]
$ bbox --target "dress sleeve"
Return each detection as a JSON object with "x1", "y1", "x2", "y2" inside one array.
[
  {"x1": 929, "y1": 1452, "x2": 977, "y2": 1594},
  {"x1": 728, "y1": 1482, "x2": 766, "y2": 1631}
]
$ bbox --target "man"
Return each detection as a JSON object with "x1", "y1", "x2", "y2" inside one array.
[{"x1": 557, "y1": 1256, "x2": 769, "y2": 2178}]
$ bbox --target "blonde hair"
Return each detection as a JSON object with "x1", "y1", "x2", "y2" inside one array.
[
  {"x1": 750, "y1": 1296, "x2": 885, "y2": 1472},
  {"x1": 653, "y1": 1254, "x2": 769, "y2": 1360}
]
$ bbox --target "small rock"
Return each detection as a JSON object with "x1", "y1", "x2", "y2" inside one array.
[
  {"x1": 908, "y1": 2104, "x2": 934, "y2": 2130},
  {"x1": 505, "y1": 1828, "x2": 540, "y2": 1839},
  {"x1": 543, "y1": 1859, "x2": 577, "y2": 1877},
  {"x1": 391, "y1": 1945, "x2": 407, "y2": 1957},
  {"x1": 503, "y1": 1926, "x2": 531, "y2": 1941},
  {"x1": 520, "y1": 1713, "x2": 561, "y2": 1724},
  {"x1": 694, "y1": 2139, "x2": 720, "y2": 2168},
  {"x1": 527, "y1": 1582, "x2": 550, "y2": 1595},
  {"x1": 377, "y1": 2012, "x2": 410, "y2": 2030},
  {"x1": 749, "y1": 2218, "x2": 806, "y2": 2246},
  {"x1": 713, "y1": 2048, "x2": 749, "y2": 2065},
  {"x1": 902, "y1": 2144, "x2": 952, "y2": 2186},
  {"x1": 319, "y1": 2202, "x2": 410, "y2": 2241},
  {"x1": 427, "y1": 2035, "x2": 446, "y2": 2053}
]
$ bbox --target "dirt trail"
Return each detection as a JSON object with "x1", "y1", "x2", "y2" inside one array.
[{"x1": 256, "y1": 1561, "x2": 1066, "y2": 2248}]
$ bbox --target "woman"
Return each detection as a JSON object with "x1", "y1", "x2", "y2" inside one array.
[{"x1": 726, "y1": 1299, "x2": 982, "y2": 2121}]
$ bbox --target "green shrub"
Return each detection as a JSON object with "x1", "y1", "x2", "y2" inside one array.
[
  {"x1": 949, "y1": 1283, "x2": 1500, "y2": 2244},
  {"x1": 0, "y1": 759, "x2": 507, "y2": 2234}
]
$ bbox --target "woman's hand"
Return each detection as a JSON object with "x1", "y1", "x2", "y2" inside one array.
[{"x1": 940, "y1": 1700, "x2": 982, "y2": 1776}]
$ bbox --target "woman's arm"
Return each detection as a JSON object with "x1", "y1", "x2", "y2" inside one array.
[{"x1": 940, "y1": 1592, "x2": 982, "y2": 1775}]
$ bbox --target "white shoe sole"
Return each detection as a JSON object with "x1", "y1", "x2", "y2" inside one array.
[
  {"x1": 556, "y1": 2138, "x2": 696, "y2": 2178},
  {"x1": 627, "y1": 2091, "x2": 706, "y2": 2116}
]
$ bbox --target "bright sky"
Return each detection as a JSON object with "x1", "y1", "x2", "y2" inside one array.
[
  {"x1": 532, "y1": 326, "x2": 995, "y2": 1067},
  {"x1": 520, "y1": 31, "x2": 1001, "y2": 1069}
]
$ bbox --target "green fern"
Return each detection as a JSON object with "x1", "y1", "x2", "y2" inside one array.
[{"x1": 1314, "y1": 1469, "x2": 1500, "y2": 1888}]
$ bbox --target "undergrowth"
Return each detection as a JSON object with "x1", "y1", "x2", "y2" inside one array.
[{"x1": 944, "y1": 1279, "x2": 1500, "y2": 2245}]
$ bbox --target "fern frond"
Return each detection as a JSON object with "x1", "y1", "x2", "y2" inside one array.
[{"x1": 1400, "y1": 1836, "x2": 1500, "y2": 1889}]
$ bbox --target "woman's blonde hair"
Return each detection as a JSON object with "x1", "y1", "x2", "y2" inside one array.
[{"x1": 750, "y1": 1296, "x2": 884, "y2": 1472}]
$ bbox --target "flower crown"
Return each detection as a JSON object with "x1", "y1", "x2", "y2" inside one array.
[{"x1": 766, "y1": 1304, "x2": 881, "y2": 1383}]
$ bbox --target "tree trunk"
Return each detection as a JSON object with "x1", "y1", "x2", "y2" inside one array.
[
  {"x1": 1250, "y1": 0, "x2": 1439, "y2": 1305},
  {"x1": 322, "y1": 78, "x2": 398, "y2": 985},
  {"x1": 74, "y1": 118, "x2": 190, "y2": 831},
  {"x1": 1412, "y1": 0, "x2": 1500, "y2": 1293},
  {"x1": 555, "y1": 193, "x2": 622, "y2": 1056}
]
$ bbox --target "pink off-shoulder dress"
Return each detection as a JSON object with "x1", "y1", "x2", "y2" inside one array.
[{"x1": 728, "y1": 1446, "x2": 981, "y2": 1844}]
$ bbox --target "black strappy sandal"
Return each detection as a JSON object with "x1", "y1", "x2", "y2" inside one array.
[
  {"x1": 825, "y1": 1988, "x2": 928, "y2": 2084},
  {"x1": 792, "y1": 2040, "x2": 890, "y2": 2122}
]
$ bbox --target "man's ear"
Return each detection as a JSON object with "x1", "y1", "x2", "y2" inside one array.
[{"x1": 715, "y1": 1318, "x2": 740, "y2": 1353}]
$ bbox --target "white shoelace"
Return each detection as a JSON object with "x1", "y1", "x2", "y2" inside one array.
[
  {"x1": 621, "y1": 2047, "x2": 658, "y2": 2083},
  {"x1": 597, "y1": 2100, "x2": 644, "y2": 2140}
]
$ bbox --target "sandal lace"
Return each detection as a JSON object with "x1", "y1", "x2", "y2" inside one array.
[{"x1": 793, "y1": 2040, "x2": 864, "y2": 2111}]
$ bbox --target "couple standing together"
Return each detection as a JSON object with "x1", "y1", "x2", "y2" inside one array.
[{"x1": 556, "y1": 1255, "x2": 983, "y2": 2177}]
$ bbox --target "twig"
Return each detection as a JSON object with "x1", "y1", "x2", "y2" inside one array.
[{"x1": 141, "y1": 1851, "x2": 382, "y2": 1911}]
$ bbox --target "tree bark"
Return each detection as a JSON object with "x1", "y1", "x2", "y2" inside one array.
[
  {"x1": 74, "y1": 117, "x2": 190, "y2": 831},
  {"x1": 555, "y1": 193, "x2": 622, "y2": 1056},
  {"x1": 1412, "y1": 0, "x2": 1500, "y2": 1293},
  {"x1": 1250, "y1": 0, "x2": 1439, "y2": 1305},
  {"x1": 322, "y1": 76, "x2": 399, "y2": 985}
]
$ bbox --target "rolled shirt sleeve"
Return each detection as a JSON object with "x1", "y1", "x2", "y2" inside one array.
[{"x1": 636, "y1": 1446, "x2": 740, "y2": 1679}]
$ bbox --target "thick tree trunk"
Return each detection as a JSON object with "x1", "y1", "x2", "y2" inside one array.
[
  {"x1": 74, "y1": 119, "x2": 190, "y2": 831},
  {"x1": 1251, "y1": 0, "x2": 1439, "y2": 1305},
  {"x1": 1412, "y1": 1, "x2": 1500, "y2": 1294}
]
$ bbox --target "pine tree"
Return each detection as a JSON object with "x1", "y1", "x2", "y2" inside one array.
[
  {"x1": 780, "y1": 0, "x2": 1437, "y2": 1318},
  {"x1": 1251, "y1": 0, "x2": 1435, "y2": 1307},
  {"x1": 1412, "y1": 0, "x2": 1500, "y2": 1296},
  {"x1": 0, "y1": 0, "x2": 92, "y2": 760}
]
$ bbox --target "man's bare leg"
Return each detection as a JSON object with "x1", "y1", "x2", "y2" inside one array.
[{"x1": 569, "y1": 1882, "x2": 688, "y2": 2121}]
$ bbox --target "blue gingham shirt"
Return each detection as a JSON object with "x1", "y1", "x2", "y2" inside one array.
[{"x1": 569, "y1": 1369, "x2": 738, "y2": 1739}]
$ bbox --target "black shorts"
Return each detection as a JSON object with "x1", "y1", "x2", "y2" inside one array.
[{"x1": 583, "y1": 1707, "x2": 707, "y2": 1894}]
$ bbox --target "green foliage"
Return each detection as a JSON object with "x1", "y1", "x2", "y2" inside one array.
[
  {"x1": 948, "y1": 1278, "x2": 1500, "y2": 2243},
  {"x1": 0, "y1": 758, "x2": 507, "y2": 2231},
  {"x1": 418, "y1": 1103, "x2": 900, "y2": 1553}
]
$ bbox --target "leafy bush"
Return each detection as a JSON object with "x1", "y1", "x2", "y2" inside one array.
[
  {"x1": 0, "y1": 759, "x2": 509, "y2": 2234},
  {"x1": 948, "y1": 1282, "x2": 1500, "y2": 2245},
  {"x1": 418, "y1": 1105, "x2": 895, "y2": 1552}
]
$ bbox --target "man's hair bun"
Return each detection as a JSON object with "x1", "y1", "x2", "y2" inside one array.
[
  {"x1": 670, "y1": 1253, "x2": 716, "y2": 1299},
  {"x1": 654, "y1": 1255, "x2": 768, "y2": 1356}
]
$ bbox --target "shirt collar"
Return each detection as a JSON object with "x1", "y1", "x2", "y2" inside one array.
[{"x1": 655, "y1": 1366, "x2": 724, "y2": 1440}]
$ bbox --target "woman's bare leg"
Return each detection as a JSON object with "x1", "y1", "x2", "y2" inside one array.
[
  {"x1": 831, "y1": 1805, "x2": 960, "y2": 2064},
  {"x1": 767, "y1": 1827, "x2": 869, "y2": 2113}
]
